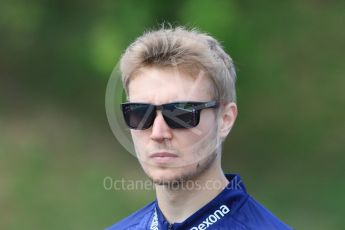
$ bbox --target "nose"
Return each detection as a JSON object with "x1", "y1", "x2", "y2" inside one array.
[{"x1": 150, "y1": 111, "x2": 173, "y2": 141}]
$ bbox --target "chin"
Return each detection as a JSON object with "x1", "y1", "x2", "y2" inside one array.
[{"x1": 145, "y1": 167, "x2": 189, "y2": 185}]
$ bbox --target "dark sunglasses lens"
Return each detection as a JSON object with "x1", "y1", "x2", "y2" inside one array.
[
  {"x1": 122, "y1": 104, "x2": 155, "y2": 129},
  {"x1": 163, "y1": 103, "x2": 198, "y2": 128}
]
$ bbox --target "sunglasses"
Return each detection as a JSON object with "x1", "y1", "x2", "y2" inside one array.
[{"x1": 121, "y1": 101, "x2": 218, "y2": 130}]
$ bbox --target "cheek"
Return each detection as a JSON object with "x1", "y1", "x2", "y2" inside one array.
[
  {"x1": 174, "y1": 126, "x2": 212, "y2": 153},
  {"x1": 174, "y1": 132, "x2": 199, "y2": 150},
  {"x1": 131, "y1": 131, "x2": 150, "y2": 153},
  {"x1": 200, "y1": 110, "x2": 217, "y2": 127},
  {"x1": 183, "y1": 112, "x2": 219, "y2": 153}
]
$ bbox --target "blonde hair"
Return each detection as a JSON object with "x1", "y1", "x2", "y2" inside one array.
[{"x1": 119, "y1": 26, "x2": 237, "y2": 103}]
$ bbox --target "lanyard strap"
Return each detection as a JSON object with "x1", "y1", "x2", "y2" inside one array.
[{"x1": 150, "y1": 208, "x2": 159, "y2": 230}]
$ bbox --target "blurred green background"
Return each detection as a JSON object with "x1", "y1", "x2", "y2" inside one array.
[{"x1": 1, "y1": 0, "x2": 344, "y2": 229}]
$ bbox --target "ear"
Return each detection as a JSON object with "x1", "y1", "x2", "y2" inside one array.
[{"x1": 218, "y1": 102, "x2": 238, "y2": 140}]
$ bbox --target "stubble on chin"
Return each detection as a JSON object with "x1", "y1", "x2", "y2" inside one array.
[
  {"x1": 139, "y1": 123, "x2": 220, "y2": 187},
  {"x1": 145, "y1": 151, "x2": 218, "y2": 187}
]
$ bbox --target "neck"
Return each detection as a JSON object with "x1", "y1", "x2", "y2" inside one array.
[{"x1": 154, "y1": 156, "x2": 228, "y2": 224}]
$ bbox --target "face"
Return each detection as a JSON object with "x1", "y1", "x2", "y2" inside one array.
[{"x1": 127, "y1": 67, "x2": 228, "y2": 185}]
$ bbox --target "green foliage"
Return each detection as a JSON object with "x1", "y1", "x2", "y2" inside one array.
[{"x1": 1, "y1": 0, "x2": 344, "y2": 229}]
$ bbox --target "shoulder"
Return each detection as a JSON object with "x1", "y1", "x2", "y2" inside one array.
[
  {"x1": 232, "y1": 195, "x2": 293, "y2": 230},
  {"x1": 105, "y1": 201, "x2": 155, "y2": 230}
]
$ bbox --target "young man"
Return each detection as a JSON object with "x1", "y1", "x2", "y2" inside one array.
[{"x1": 107, "y1": 27, "x2": 292, "y2": 229}]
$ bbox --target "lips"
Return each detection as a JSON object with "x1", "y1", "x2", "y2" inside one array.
[
  {"x1": 149, "y1": 152, "x2": 178, "y2": 164},
  {"x1": 150, "y1": 152, "x2": 178, "y2": 158}
]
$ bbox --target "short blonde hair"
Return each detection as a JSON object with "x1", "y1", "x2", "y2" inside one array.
[{"x1": 119, "y1": 26, "x2": 237, "y2": 103}]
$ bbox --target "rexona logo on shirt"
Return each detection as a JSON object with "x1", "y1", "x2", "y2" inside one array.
[{"x1": 190, "y1": 205, "x2": 230, "y2": 230}]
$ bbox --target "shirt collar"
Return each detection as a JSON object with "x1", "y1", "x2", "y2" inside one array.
[{"x1": 154, "y1": 174, "x2": 248, "y2": 229}]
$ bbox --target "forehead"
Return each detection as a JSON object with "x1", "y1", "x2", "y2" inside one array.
[{"x1": 127, "y1": 67, "x2": 214, "y2": 104}]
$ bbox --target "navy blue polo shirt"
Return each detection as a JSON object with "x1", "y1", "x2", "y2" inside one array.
[{"x1": 106, "y1": 174, "x2": 292, "y2": 230}]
